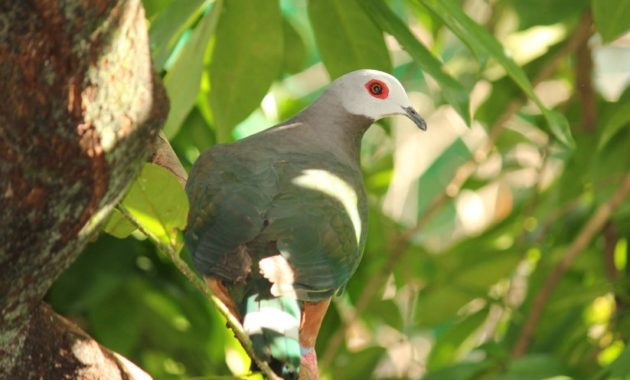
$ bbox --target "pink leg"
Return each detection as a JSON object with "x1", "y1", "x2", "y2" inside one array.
[{"x1": 298, "y1": 298, "x2": 331, "y2": 380}]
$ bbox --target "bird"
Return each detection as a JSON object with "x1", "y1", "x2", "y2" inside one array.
[{"x1": 184, "y1": 69, "x2": 426, "y2": 379}]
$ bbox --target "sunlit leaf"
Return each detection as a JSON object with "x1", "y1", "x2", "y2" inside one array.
[
  {"x1": 418, "y1": 0, "x2": 574, "y2": 148},
  {"x1": 210, "y1": 0, "x2": 283, "y2": 142},
  {"x1": 361, "y1": 0, "x2": 471, "y2": 125},
  {"x1": 103, "y1": 207, "x2": 137, "y2": 238},
  {"x1": 599, "y1": 343, "x2": 630, "y2": 377},
  {"x1": 162, "y1": 3, "x2": 221, "y2": 138},
  {"x1": 121, "y1": 163, "x2": 189, "y2": 245},
  {"x1": 308, "y1": 0, "x2": 392, "y2": 79},
  {"x1": 592, "y1": 0, "x2": 630, "y2": 43}
]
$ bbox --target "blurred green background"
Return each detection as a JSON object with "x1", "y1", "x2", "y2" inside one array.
[{"x1": 47, "y1": 0, "x2": 630, "y2": 379}]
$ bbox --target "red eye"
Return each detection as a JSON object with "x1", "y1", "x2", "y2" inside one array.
[{"x1": 365, "y1": 79, "x2": 389, "y2": 99}]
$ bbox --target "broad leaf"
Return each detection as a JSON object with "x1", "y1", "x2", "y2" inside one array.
[
  {"x1": 121, "y1": 163, "x2": 189, "y2": 245},
  {"x1": 361, "y1": 0, "x2": 471, "y2": 125},
  {"x1": 162, "y1": 3, "x2": 221, "y2": 138},
  {"x1": 592, "y1": 0, "x2": 630, "y2": 43},
  {"x1": 418, "y1": 0, "x2": 574, "y2": 148},
  {"x1": 149, "y1": 0, "x2": 206, "y2": 71},
  {"x1": 210, "y1": 0, "x2": 283, "y2": 142},
  {"x1": 308, "y1": 0, "x2": 391, "y2": 79},
  {"x1": 103, "y1": 207, "x2": 137, "y2": 238}
]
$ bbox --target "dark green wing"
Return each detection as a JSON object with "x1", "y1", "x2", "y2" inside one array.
[
  {"x1": 186, "y1": 145, "x2": 367, "y2": 301},
  {"x1": 185, "y1": 146, "x2": 279, "y2": 282},
  {"x1": 262, "y1": 156, "x2": 368, "y2": 302}
]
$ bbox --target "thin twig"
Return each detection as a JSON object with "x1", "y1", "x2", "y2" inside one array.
[
  {"x1": 511, "y1": 173, "x2": 630, "y2": 357},
  {"x1": 116, "y1": 205, "x2": 281, "y2": 380},
  {"x1": 321, "y1": 13, "x2": 594, "y2": 368}
]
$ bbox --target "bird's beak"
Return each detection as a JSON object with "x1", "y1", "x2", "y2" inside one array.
[{"x1": 402, "y1": 106, "x2": 427, "y2": 131}]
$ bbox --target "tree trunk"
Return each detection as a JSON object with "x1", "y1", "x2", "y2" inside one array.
[{"x1": 0, "y1": 0, "x2": 168, "y2": 378}]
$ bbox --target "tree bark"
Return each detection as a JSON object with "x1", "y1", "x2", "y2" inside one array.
[{"x1": 0, "y1": 0, "x2": 168, "y2": 378}]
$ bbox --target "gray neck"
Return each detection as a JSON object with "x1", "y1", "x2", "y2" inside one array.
[{"x1": 295, "y1": 94, "x2": 374, "y2": 168}]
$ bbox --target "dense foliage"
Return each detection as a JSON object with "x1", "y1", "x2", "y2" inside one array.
[{"x1": 48, "y1": 0, "x2": 630, "y2": 379}]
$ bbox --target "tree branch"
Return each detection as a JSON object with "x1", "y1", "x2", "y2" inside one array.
[
  {"x1": 0, "y1": 0, "x2": 166, "y2": 377},
  {"x1": 511, "y1": 173, "x2": 630, "y2": 357},
  {"x1": 117, "y1": 201, "x2": 280, "y2": 380},
  {"x1": 150, "y1": 132, "x2": 188, "y2": 187},
  {"x1": 145, "y1": 133, "x2": 282, "y2": 379}
]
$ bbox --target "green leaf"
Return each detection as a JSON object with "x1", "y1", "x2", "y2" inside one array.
[
  {"x1": 422, "y1": 361, "x2": 490, "y2": 380},
  {"x1": 418, "y1": 0, "x2": 574, "y2": 148},
  {"x1": 416, "y1": 286, "x2": 472, "y2": 327},
  {"x1": 282, "y1": 18, "x2": 307, "y2": 74},
  {"x1": 121, "y1": 163, "x2": 189, "y2": 245},
  {"x1": 427, "y1": 307, "x2": 489, "y2": 370},
  {"x1": 103, "y1": 207, "x2": 137, "y2": 238},
  {"x1": 210, "y1": 0, "x2": 283, "y2": 142},
  {"x1": 331, "y1": 346, "x2": 385, "y2": 379},
  {"x1": 592, "y1": 0, "x2": 630, "y2": 43},
  {"x1": 143, "y1": 0, "x2": 174, "y2": 19},
  {"x1": 417, "y1": 138, "x2": 471, "y2": 219},
  {"x1": 592, "y1": 127, "x2": 630, "y2": 219},
  {"x1": 493, "y1": 354, "x2": 566, "y2": 380},
  {"x1": 508, "y1": 0, "x2": 589, "y2": 29},
  {"x1": 308, "y1": 0, "x2": 392, "y2": 79},
  {"x1": 149, "y1": 0, "x2": 206, "y2": 71},
  {"x1": 600, "y1": 343, "x2": 630, "y2": 378},
  {"x1": 88, "y1": 280, "x2": 143, "y2": 354},
  {"x1": 162, "y1": 3, "x2": 221, "y2": 138},
  {"x1": 455, "y1": 250, "x2": 521, "y2": 291},
  {"x1": 598, "y1": 97, "x2": 630, "y2": 149},
  {"x1": 361, "y1": 0, "x2": 471, "y2": 125}
]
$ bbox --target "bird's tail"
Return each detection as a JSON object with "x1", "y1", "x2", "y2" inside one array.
[{"x1": 242, "y1": 293, "x2": 302, "y2": 379}]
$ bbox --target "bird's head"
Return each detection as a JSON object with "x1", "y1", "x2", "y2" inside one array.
[{"x1": 329, "y1": 69, "x2": 427, "y2": 131}]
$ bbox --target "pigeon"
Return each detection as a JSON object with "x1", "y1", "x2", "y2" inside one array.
[{"x1": 184, "y1": 69, "x2": 426, "y2": 379}]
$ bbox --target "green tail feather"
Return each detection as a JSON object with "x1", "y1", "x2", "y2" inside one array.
[{"x1": 243, "y1": 294, "x2": 301, "y2": 379}]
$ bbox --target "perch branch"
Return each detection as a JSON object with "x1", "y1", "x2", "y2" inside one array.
[{"x1": 117, "y1": 205, "x2": 280, "y2": 380}]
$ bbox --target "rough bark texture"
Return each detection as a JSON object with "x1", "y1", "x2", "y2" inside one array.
[
  {"x1": 0, "y1": 0, "x2": 168, "y2": 378},
  {"x1": 11, "y1": 303, "x2": 151, "y2": 380}
]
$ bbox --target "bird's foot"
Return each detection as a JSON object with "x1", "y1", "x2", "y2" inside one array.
[{"x1": 298, "y1": 348, "x2": 319, "y2": 380}]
